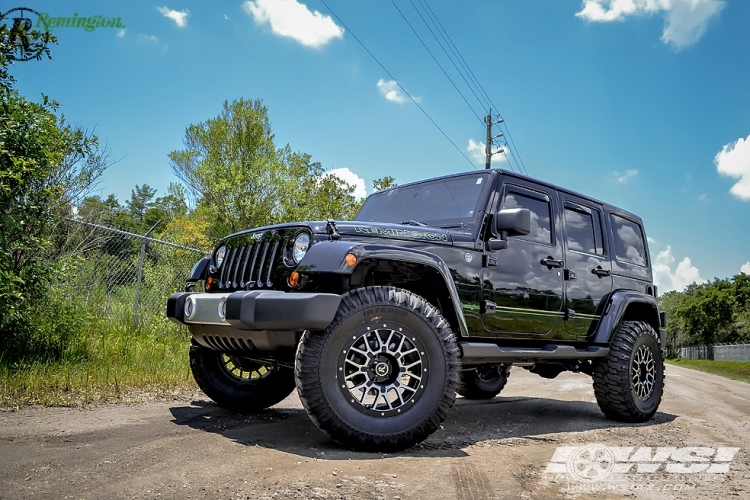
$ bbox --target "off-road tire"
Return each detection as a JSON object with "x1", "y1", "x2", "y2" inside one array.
[
  {"x1": 592, "y1": 321, "x2": 664, "y2": 422},
  {"x1": 458, "y1": 365, "x2": 510, "y2": 400},
  {"x1": 189, "y1": 343, "x2": 296, "y2": 411},
  {"x1": 295, "y1": 286, "x2": 460, "y2": 452}
]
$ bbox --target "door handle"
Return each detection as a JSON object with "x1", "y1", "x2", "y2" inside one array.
[
  {"x1": 540, "y1": 257, "x2": 564, "y2": 269},
  {"x1": 591, "y1": 267, "x2": 611, "y2": 278}
]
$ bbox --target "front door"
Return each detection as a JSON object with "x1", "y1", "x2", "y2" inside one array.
[
  {"x1": 481, "y1": 183, "x2": 564, "y2": 338},
  {"x1": 561, "y1": 197, "x2": 613, "y2": 340}
]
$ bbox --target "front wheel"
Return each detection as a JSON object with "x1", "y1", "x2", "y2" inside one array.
[
  {"x1": 189, "y1": 343, "x2": 296, "y2": 411},
  {"x1": 592, "y1": 321, "x2": 665, "y2": 422},
  {"x1": 295, "y1": 286, "x2": 460, "y2": 452}
]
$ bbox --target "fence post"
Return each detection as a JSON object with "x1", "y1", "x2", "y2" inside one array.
[{"x1": 133, "y1": 221, "x2": 161, "y2": 326}]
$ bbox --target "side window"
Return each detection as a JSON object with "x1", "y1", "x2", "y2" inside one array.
[
  {"x1": 565, "y1": 207, "x2": 596, "y2": 254},
  {"x1": 502, "y1": 190, "x2": 552, "y2": 245},
  {"x1": 611, "y1": 214, "x2": 647, "y2": 267},
  {"x1": 565, "y1": 204, "x2": 605, "y2": 255}
]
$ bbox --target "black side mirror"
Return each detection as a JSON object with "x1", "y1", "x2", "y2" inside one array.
[
  {"x1": 496, "y1": 208, "x2": 531, "y2": 236},
  {"x1": 487, "y1": 208, "x2": 531, "y2": 251}
]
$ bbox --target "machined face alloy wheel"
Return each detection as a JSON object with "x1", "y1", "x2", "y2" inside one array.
[
  {"x1": 631, "y1": 344, "x2": 656, "y2": 401},
  {"x1": 220, "y1": 354, "x2": 273, "y2": 384},
  {"x1": 338, "y1": 324, "x2": 428, "y2": 417}
]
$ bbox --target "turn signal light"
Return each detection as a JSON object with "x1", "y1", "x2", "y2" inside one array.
[
  {"x1": 345, "y1": 253, "x2": 357, "y2": 266},
  {"x1": 288, "y1": 271, "x2": 300, "y2": 287},
  {"x1": 206, "y1": 276, "x2": 213, "y2": 290}
]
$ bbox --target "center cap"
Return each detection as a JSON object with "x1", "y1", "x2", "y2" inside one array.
[{"x1": 374, "y1": 362, "x2": 390, "y2": 377}]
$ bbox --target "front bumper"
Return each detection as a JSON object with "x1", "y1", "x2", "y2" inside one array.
[{"x1": 167, "y1": 290, "x2": 341, "y2": 331}]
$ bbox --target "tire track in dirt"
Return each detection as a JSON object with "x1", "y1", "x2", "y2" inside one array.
[{"x1": 451, "y1": 460, "x2": 492, "y2": 500}]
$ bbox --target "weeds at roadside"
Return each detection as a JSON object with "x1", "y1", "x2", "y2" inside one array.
[{"x1": 0, "y1": 287, "x2": 197, "y2": 408}]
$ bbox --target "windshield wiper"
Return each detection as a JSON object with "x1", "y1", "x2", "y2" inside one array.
[{"x1": 401, "y1": 220, "x2": 427, "y2": 227}]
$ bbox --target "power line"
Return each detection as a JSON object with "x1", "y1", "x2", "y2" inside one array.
[
  {"x1": 417, "y1": 0, "x2": 529, "y2": 175},
  {"x1": 412, "y1": 0, "x2": 492, "y2": 112},
  {"x1": 389, "y1": 0, "x2": 484, "y2": 125},
  {"x1": 418, "y1": 0, "x2": 495, "y2": 113},
  {"x1": 319, "y1": 0, "x2": 478, "y2": 170}
]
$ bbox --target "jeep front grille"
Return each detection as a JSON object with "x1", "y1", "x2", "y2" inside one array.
[{"x1": 217, "y1": 233, "x2": 282, "y2": 291}]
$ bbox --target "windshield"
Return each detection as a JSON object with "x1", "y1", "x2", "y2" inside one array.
[{"x1": 355, "y1": 172, "x2": 490, "y2": 228}]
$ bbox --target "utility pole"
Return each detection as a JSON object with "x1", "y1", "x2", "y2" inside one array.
[
  {"x1": 484, "y1": 109, "x2": 492, "y2": 169},
  {"x1": 484, "y1": 109, "x2": 504, "y2": 169}
]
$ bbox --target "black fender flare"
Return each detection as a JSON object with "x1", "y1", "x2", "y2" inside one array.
[
  {"x1": 590, "y1": 290, "x2": 661, "y2": 345},
  {"x1": 298, "y1": 241, "x2": 469, "y2": 337},
  {"x1": 187, "y1": 255, "x2": 212, "y2": 282}
]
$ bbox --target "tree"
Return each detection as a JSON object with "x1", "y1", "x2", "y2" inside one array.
[
  {"x1": 373, "y1": 176, "x2": 397, "y2": 191},
  {"x1": 126, "y1": 184, "x2": 157, "y2": 227},
  {"x1": 675, "y1": 280, "x2": 735, "y2": 345},
  {"x1": 169, "y1": 98, "x2": 359, "y2": 239},
  {"x1": 0, "y1": 25, "x2": 109, "y2": 359}
]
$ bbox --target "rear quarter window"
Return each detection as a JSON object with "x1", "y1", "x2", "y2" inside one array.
[{"x1": 611, "y1": 214, "x2": 647, "y2": 267}]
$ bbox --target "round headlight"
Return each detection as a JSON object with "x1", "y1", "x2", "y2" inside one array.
[
  {"x1": 292, "y1": 233, "x2": 310, "y2": 263},
  {"x1": 215, "y1": 245, "x2": 227, "y2": 268}
]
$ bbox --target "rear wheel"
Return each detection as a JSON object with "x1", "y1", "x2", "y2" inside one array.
[
  {"x1": 295, "y1": 286, "x2": 460, "y2": 452},
  {"x1": 189, "y1": 343, "x2": 296, "y2": 411},
  {"x1": 592, "y1": 321, "x2": 664, "y2": 422},
  {"x1": 458, "y1": 365, "x2": 510, "y2": 400}
]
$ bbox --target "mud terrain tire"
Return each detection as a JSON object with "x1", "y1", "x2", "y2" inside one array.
[
  {"x1": 295, "y1": 286, "x2": 459, "y2": 452},
  {"x1": 592, "y1": 321, "x2": 664, "y2": 422},
  {"x1": 189, "y1": 343, "x2": 296, "y2": 411},
  {"x1": 458, "y1": 365, "x2": 510, "y2": 400}
]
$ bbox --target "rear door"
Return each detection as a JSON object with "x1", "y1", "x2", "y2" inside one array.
[
  {"x1": 481, "y1": 182, "x2": 564, "y2": 338},
  {"x1": 561, "y1": 196, "x2": 613, "y2": 340}
]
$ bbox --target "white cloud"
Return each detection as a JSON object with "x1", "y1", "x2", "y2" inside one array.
[
  {"x1": 467, "y1": 139, "x2": 486, "y2": 164},
  {"x1": 698, "y1": 193, "x2": 708, "y2": 202},
  {"x1": 116, "y1": 29, "x2": 126, "y2": 38},
  {"x1": 139, "y1": 34, "x2": 160, "y2": 43},
  {"x1": 325, "y1": 168, "x2": 367, "y2": 199},
  {"x1": 243, "y1": 0, "x2": 344, "y2": 48},
  {"x1": 652, "y1": 245, "x2": 705, "y2": 292},
  {"x1": 611, "y1": 169, "x2": 638, "y2": 183},
  {"x1": 741, "y1": 262, "x2": 750, "y2": 275},
  {"x1": 715, "y1": 134, "x2": 750, "y2": 201},
  {"x1": 377, "y1": 79, "x2": 408, "y2": 104},
  {"x1": 157, "y1": 6, "x2": 190, "y2": 27},
  {"x1": 661, "y1": 0, "x2": 724, "y2": 48},
  {"x1": 576, "y1": 0, "x2": 725, "y2": 49}
]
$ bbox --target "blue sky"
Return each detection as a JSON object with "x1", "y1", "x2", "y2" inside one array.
[{"x1": 8, "y1": 0, "x2": 750, "y2": 292}]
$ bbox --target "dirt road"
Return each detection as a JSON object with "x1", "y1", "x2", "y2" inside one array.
[{"x1": 1, "y1": 365, "x2": 748, "y2": 499}]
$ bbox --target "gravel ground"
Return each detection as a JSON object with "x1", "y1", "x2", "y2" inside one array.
[{"x1": 1, "y1": 364, "x2": 748, "y2": 499}]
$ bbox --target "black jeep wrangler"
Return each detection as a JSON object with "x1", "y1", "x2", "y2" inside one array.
[{"x1": 168, "y1": 169, "x2": 666, "y2": 451}]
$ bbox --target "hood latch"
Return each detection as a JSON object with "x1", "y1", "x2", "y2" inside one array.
[{"x1": 326, "y1": 219, "x2": 341, "y2": 241}]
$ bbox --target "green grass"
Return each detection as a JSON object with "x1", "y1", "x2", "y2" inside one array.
[
  {"x1": 666, "y1": 358, "x2": 750, "y2": 384},
  {"x1": 0, "y1": 325, "x2": 196, "y2": 407},
  {"x1": 0, "y1": 301, "x2": 197, "y2": 408}
]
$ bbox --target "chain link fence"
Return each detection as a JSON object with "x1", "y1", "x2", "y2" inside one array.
[
  {"x1": 680, "y1": 344, "x2": 750, "y2": 362},
  {"x1": 60, "y1": 219, "x2": 208, "y2": 326}
]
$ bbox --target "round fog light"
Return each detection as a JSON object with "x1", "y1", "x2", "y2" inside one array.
[
  {"x1": 218, "y1": 297, "x2": 227, "y2": 320},
  {"x1": 184, "y1": 296, "x2": 196, "y2": 319}
]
